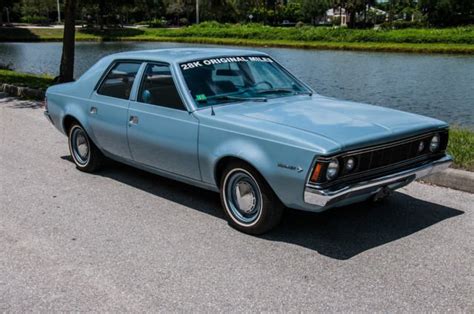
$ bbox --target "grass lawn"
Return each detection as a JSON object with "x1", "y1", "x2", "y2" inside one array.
[
  {"x1": 1, "y1": 24, "x2": 473, "y2": 54},
  {"x1": 0, "y1": 69, "x2": 472, "y2": 170},
  {"x1": 447, "y1": 127, "x2": 474, "y2": 171},
  {"x1": 0, "y1": 69, "x2": 53, "y2": 90}
]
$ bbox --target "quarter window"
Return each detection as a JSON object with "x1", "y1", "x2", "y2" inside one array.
[
  {"x1": 97, "y1": 62, "x2": 141, "y2": 100},
  {"x1": 138, "y1": 63, "x2": 185, "y2": 110}
]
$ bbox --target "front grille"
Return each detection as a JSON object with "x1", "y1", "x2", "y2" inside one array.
[{"x1": 309, "y1": 130, "x2": 449, "y2": 188}]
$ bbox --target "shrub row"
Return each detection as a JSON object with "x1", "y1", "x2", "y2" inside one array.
[{"x1": 147, "y1": 23, "x2": 474, "y2": 44}]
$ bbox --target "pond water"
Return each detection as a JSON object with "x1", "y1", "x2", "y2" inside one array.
[{"x1": 0, "y1": 41, "x2": 473, "y2": 127}]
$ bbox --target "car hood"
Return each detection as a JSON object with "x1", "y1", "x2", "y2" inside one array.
[{"x1": 214, "y1": 94, "x2": 448, "y2": 151}]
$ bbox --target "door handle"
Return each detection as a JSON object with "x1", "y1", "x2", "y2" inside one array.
[
  {"x1": 90, "y1": 106, "x2": 97, "y2": 114},
  {"x1": 129, "y1": 115, "x2": 139, "y2": 126}
]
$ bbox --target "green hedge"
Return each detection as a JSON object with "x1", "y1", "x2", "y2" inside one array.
[{"x1": 145, "y1": 23, "x2": 474, "y2": 44}]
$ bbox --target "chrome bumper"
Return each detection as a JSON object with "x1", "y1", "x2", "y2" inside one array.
[{"x1": 304, "y1": 155, "x2": 452, "y2": 208}]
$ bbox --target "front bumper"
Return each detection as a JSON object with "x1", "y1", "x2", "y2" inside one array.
[{"x1": 304, "y1": 154, "x2": 452, "y2": 208}]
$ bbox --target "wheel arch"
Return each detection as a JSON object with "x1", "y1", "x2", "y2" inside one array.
[
  {"x1": 61, "y1": 112, "x2": 100, "y2": 150},
  {"x1": 62, "y1": 114, "x2": 82, "y2": 134},
  {"x1": 215, "y1": 156, "x2": 258, "y2": 188},
  {"x1": 213, "y1": 155, "x2": 278, "y2": 198}
]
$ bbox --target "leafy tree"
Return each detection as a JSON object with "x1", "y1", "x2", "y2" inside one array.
[
  {"x1": 166, "y1": 0, "x2": 185, "y2": 24},
  {"x1": 200, "y1": 0, "x2": 238, "y2": 23},
  {"x1": 418, "y1": 0, "x2": 473, "y2": 26},
  {"x1": 301, "y1": 0, "x2": 332, "y2": 24},
  {"x1": 19, "y1": 0, "x2": 57, "y2": 22}
]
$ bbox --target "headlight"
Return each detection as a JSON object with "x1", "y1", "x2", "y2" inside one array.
[
  {"x1": 326, "y1": 158, "x2": 339, "y2": 180},
  {"x1": 345, "y1": 157, "x2": 355, "y2": 172},
  {"x1": 430, "y1": 134, "x2": 440, "y2": 152}
]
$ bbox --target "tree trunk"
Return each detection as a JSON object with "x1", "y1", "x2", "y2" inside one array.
[
  {"x1": 99, "y1": 0, "x2": 105, "y2": 30},
  {"x1": 349, "y1": 10, "x2": 356, "y2": 28},
  {"x1": 58, "y1": 0, "x2": 76, "y2": 83}
]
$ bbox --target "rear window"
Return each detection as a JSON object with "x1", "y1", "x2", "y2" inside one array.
[{"x1": 97, "y1": 62, "x2": 142, "y2": 100}]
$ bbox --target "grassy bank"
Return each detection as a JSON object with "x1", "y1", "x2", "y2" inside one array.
[
  {"x1": 447, "y1": 127, "x2": 474, "y2": 171},
  {"x1": 0, "y1": 69, "x2": 53, "y2": 90},
  {"x1": 1, "y1": 24, "x2": 474, "y2": 54}
]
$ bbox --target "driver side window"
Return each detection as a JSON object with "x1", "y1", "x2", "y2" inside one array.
[{"x1": 138, "y1": 63, "x2": 185, "y2": 110}]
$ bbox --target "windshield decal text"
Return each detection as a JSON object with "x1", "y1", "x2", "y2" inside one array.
[{"x1": 180, "y1": 56, "x2": 273, "y2": 70}]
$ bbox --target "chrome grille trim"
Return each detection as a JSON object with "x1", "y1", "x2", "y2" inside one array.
[{"x1": 306, "y1": 129, "x2": 449, "y2": 188}]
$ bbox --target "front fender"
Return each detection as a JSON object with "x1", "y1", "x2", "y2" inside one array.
[{"x1": 199, "y1": 125, "x2": 317, "y2": 209}]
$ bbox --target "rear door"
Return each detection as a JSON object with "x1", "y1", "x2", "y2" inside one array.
[
  {"x1": 127, "y1": 63, "x2": 201, "y2": 180},
  {"x1": 88, "y1": 61, "x2": 143, "y2": 159}
]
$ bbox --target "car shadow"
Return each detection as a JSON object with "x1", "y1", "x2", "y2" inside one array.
[
  {"x1": 61, "y1": 155, "x2": 464, "y2": 260},
  {"x1": 264, "y1": 196, "x2": 463, "y2": 259}
]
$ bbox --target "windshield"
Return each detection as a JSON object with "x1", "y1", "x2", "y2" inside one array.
[{"x1": 180, "y1": 56, "x2": 311, "y2": 107}]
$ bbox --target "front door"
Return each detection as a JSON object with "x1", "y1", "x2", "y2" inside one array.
[
  {"x1": 127, "y1": 63, "x2": 200, "y2": 180},
  {"x1": 88, "y1": 61, "x2": 142, "y2": 159}
]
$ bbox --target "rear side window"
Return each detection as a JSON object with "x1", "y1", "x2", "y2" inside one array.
[
  {"x1": 97, "y1": 62, "x2": 141, "y2": 100},
  {"x1": 138, "y1": 63, "x2": 185, "y2": 110}
]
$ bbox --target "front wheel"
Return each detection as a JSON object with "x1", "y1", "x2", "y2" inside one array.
[
  {"x1": 68, "y1": 123, "x2": 103, "y2": 172},
  {"x1": 220, "y1": 162, "x2": 284, "y2": 235}
]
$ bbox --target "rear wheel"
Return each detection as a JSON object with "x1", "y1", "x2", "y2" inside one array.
[
  {"x1": 220, "y1": 161, "x2": 284, "y2": 235},
  {"x1": 68, "y1": 123, "x2": 103, "y2": 172}
]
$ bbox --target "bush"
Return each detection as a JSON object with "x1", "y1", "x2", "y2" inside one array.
[
  {"x1": 148, "y1": 18, "x2": 167, "y2": 28},
  {"x1": 295, "y1": 21, "x2": 304, "y2": 28},
  {"x1": 195, "y1": 21, "x2": 224, "y2": 28},
  {"x1": 0, "y1": 63, "x2": 14, "y2": 71},
  {"x1": 164, "y1": 23, "x2": 474, "y2": 44},
  {"x1": 179, "y1": 18, "x2": 189, "y2": 26},
  {"x1": 20, "y1": 15, "x2": 50, "y2": 25},
  {"x1": 380, "y1": 20, "x2": 426, "y2": 30}
]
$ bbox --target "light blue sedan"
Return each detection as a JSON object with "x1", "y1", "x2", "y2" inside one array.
[{"x1": 44, "y1": 48, "x2": 452, "y2": 234}]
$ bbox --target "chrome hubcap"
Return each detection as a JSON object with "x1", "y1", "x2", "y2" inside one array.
[
  {"x1": 224, "y1": 170, "x2": 262, "y2": 225},
  {"x1": 76, "y1": 133, "x2": 89, "y2": 158},
  {"x1": 234, "y1": 181, "x2": 257, "y2": 214},
  {"x1": 71, "y1": 127, "x2": 90, "y2": 165}
]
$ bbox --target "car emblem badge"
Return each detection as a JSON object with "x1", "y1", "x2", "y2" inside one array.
[{"x1": 278, "y1": 163, "x2": 303, "y2": 172}]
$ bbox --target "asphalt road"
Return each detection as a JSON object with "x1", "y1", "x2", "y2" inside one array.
[{"x1": 1, "y1": 97, "x2": 473, "y2": 312}]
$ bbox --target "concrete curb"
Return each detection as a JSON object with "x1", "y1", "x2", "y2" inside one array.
[
  {"x1": 0, "y1": 83, "x2": 45, "y2": 100},
  {"x1": 420, "y1": 168, "x2": 474, "y2": 194}
]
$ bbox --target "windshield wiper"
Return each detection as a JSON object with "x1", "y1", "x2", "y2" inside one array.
[
  {"x1": 255, "y1": 88, "x2": 312, "y2": 96},
  {"x1": 207, "y1": 95, "x2": 267, "y2": 103},
  {"x1": 255, "y1": 88, "x2": 294, "y2": 95}
]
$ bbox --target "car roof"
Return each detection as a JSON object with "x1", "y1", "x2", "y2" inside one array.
[{"x1": 107, "y1": 48, "x2": 269, "y2": 64}]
